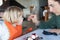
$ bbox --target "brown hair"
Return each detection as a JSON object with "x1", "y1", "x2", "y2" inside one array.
[{"x1": 54, "y1": 0, "x2": 60, "y2": 3}]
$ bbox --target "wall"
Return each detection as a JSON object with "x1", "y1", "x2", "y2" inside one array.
[
  {"x1": 16, "y1": 0, "x2": 39, "y2": 17},
  {"x1": 16, "y1": 0, "x2": 39, "y2": 8},
  {"x1": 16, "y1": 0, "x2": 48, "y2": 19}
]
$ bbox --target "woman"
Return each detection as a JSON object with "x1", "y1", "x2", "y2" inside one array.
[
  {"x1": 0, "y1": 6, "x2": 23, "y2": 40},
  {"x1": 28, "y1": 0, "x2": 60, "y2": 29},
  {"x1": 27, "y1": 0, "x2": 60, "y2": 35}
]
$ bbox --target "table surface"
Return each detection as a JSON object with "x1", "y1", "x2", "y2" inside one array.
[{"x1": 14, "y1": 29, "x2": 60, "y2": 40}]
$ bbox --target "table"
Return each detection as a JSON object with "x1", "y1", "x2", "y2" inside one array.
[{"x1": 14, "y1": 29, "x2": 60, "y2": 40}]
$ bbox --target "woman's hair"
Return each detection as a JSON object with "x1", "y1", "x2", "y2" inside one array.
[
  {"x1": 3, "y1": 6, "x2": 23, "y2": 24},
  {"x1": 54, "y1": 0, "x2": 60, "y2": 3}
]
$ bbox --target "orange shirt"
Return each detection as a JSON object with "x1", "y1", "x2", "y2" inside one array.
[{"x1": 4, "y1": 21, "x2": 22, "y2": 40}]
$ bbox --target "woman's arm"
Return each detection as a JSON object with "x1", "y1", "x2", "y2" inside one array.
[
  {"x1": 28, "y1": 14, "x2": 56, "y2": 29},
  {"x1": 39, "y1": 16, "x2": 56, "y2": 29}
]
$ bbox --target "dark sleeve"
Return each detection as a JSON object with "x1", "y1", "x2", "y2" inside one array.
[{"x1": 38, "y1": 15, "x2": 56, "y2": 29}]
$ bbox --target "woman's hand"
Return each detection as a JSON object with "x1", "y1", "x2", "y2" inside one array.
[
  {"x1": 28, "y1": 14, "x2": 39, "y2": 25},
  {"x1": 49, "y1": 29, "x2": 60, "y2": 34}
]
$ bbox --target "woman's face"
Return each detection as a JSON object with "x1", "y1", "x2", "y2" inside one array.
[{"x1": 48, "y1": 0, "x2": 60, "y2": 15}]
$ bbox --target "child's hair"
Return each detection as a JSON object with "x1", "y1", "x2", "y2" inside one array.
[{"x1": 3, "y1": 6, "x2": 23, "y2": 24}]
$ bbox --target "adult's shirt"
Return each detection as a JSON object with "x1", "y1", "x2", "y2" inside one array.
[{"x1": 38, "y1": 14, "x2": 60, "y2": 29}]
